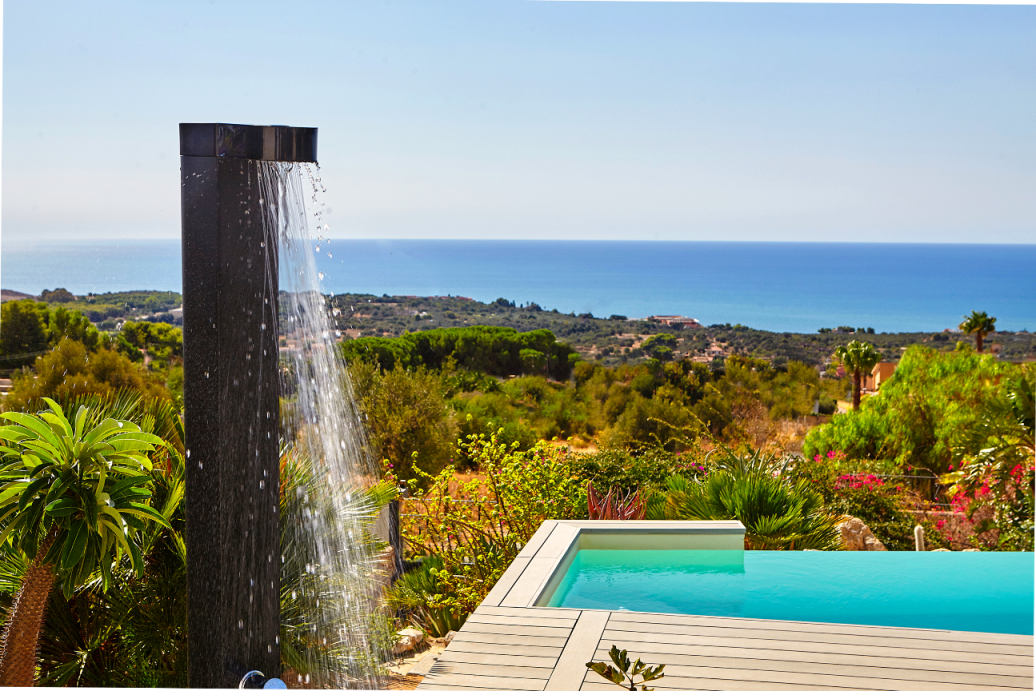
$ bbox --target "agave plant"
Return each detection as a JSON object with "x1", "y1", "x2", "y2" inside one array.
[
  {"x1": 0, "y1": 397, "x2": 171, "y2": 685},
  {"x1": 587, "y1": 481, "x2": 646, "y2": 520}
]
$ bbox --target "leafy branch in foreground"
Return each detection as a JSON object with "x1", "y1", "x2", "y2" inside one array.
[{"x1": 586, "y1": 645, "x2": 665, "y2": 691}]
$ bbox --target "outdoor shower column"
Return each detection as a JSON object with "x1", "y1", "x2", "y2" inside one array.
[{"x1": 180, "y1": 124, "x2": 317, "y2": 688}]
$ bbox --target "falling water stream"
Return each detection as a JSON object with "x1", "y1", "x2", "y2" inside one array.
[{"x1": 257, "y1": 161, "x2": 390, "y2": 688}]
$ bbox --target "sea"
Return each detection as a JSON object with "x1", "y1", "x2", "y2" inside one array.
[{"x1": 2, "y1": 239, "x2": 1034, "y2": 334}]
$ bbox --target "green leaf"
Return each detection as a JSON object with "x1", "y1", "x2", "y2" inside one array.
[
  {"x1": 0, "y1": 412, "x2": 65, "y2": 451},
  {"x1": 81, "y1": 419, "x2": 121, "y2": 446},
  {"x1": 44, "y1": 472, "x2": 75, "y2": 505},
  {"x1": 107, "y1": 475, "x2": 152, "y2": 496},
  {"x1": 122, "y1": 502, "x2": 172, "y2": 530},
  {"x1": 128, "y1": 541, "x2": 144, "y2": 576},
  {"x1": 45, "y1": 498, "x2": 79, "y2": 517},
  {"x1": 20, "y1": 440, "x2": 61, "y2": 464},
  {"x1": 73, "y1": 405, "x2": 88, "y2": 443},
  {"x1": 60, "y1": 519, "x2": 89, "y2": 571},
  {"x1": 83, "y1": 495, "x2": 99, "y2": 531},
  {"x1": 0, "y1": 507, "x2": 24, "y2": 547},
  {"x1": 28, "y1": 459, "x2": 55, "y2": 479},
  {"x1": 43, "y1": 531, "x2": 66, "y2": 565},
  {"x1": 0, "y1": 427, "x2": 31, "y2": 444},
  {"x1": 641, "y1": 665, "x2": 665, "y2": 682},
  {"x1": 17, "y1": 476, "x2": 51, "y2": 513}
]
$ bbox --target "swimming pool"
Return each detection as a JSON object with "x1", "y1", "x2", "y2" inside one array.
[{"x1": 544, "y1": 549, "x2": 1034, "y2": 635}]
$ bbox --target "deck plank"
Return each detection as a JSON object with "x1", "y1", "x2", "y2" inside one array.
[
  {"x1": 421, "y1": 672, "x2": 546, "y2": 690},
  {"x1": 461, "y1": 622, "x2": 581, "y2": 638},
  {"x1": 600, "y1": 631, "x2": 1032, "y2": 663},
  {"x1": 480, "y1": 557, "x2": 530, "y2": 608},
  {"x1": 608, "y1": 610, "x2": 1032, "y2": 646},
  {"x1": 605, "y1": 619, "x2": 1032, "y2": 654},
  {"x1": 590, "y1": 646, "x2": 1035, "y2": 678},
  {"x1": 543, "y1": 610, "x2": 610, "y2": 691},
  {"x1": 592, "y1": 658, "x2": 1036, "y2": 687},
  {"x1": 428, "y1": 662, "x2": 552, "y2": 680}
]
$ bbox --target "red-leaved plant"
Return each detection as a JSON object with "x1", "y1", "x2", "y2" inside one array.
[{"x1": 587, "y1": 481, "x2": 646, "y2": 520}]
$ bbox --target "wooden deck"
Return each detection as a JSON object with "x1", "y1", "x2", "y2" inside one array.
[{"x1": 417, "y1": 521, "x2": 1034, "y2": 691}]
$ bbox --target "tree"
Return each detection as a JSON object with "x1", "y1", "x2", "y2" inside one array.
[
  {"x1": 4, "y1": 338, "x2": 169, "y2": 412},
  {"x1": 348, "y1": 361, "x2": 457, "y2": 485},
  {"x1": 834, "y1": 340, "x2": 881, "y2": 411},
  {"x1": 959, "y1": 310, "x2": 996, "y2": 353},
  {"x1": 640, "y1": 334, "x2": 678, "y2": 362},
  {"x1": 0, "y1": 399, "x2": 170, "y2": 685},
  {"x1": 0, "y1": 301, "x2": 49, "y2": 368}
]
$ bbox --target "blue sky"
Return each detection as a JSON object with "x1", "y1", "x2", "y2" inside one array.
[{"x1": 2, "y1": 0, "x2": 1034, "y2": 243}]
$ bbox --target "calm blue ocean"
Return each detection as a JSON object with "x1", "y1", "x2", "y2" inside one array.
[{"x1": 3, "y1": 239, "x2": 1034, "y2": 333}]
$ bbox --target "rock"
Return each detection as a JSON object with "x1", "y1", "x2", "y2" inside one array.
[
  {"x1": 838, "y1": 517, "x2": 887, "y2": 551},
  {"x1": 393, "y1": 627, "x2": 425, "y2": 655},
  {"x1": 444, "y1": 630, "x2": 457, "y2": 644}
]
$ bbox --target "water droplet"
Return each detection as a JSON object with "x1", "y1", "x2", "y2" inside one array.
[
  {"x1": 186, "y1": 449, "x2": 191, "y2": 458},
  {"x1": 327, "y1": 252, "x2": 332, "y2": 258},
  {"x1": 275, "y1": 635, "x2": 280, "y2": 644},
  {"x1": 259, "y1": 480, "x2": 265, "y2": 489},
  {"x1": 292, "y1": 591, "x2": 297, "y2": 600},
  {"x1": 238, "y1": 620, "x2": 244, "y2": 629},
  {"x1": 205, "y1": 371, "x2": 210, "y2": 378},
  {"x1": 261, "y1": 323, "x2": 267, "y2": 330},
  {"x1": 268, "y1": 644, "x2": 272, "y2": 653},
  {"x1": 198, "y1": 462, "x2": 204, "y2": 469},
  {"x1": 318, "y1": 272, "x2": 324, "y2": 281}
]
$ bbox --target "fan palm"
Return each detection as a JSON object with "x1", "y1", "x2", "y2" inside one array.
[
  {"x1": 647, "y1": 447, "x2": 843, "y2": 550},
  {"x1": 959, "y1": 310, "x2": 997, "y2": 353},
  {"x1": 0, "y1": 398, "x2": 170, "y2": 685},
  {"x1": 834, "y1": 340, "x2": 881, "y2": 411},
  {"x1": 652, "y1": 473, "x2": 842, "y2": 550}
]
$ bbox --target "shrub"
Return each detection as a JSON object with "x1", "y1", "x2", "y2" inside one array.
[{"x1": 395, "y1": 432, "x2": 586, "y2": 623}]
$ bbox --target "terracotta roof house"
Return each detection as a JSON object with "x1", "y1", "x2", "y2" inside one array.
[{"x1": 871, "y1": 361, "x2": 897, "y2": 390}]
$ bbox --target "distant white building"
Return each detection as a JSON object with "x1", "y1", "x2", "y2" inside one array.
[{"x1": 649, "y1": 315, "x2": 702, "y2": 329}]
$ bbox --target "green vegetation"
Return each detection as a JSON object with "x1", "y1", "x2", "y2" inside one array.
[
  {"x1": 834, "y1": 340, "x2": 881, "y2": 411},
  {"x1": 0, "y1": 397, "x2": 174, "y2": 685},
  {"x1": 326, "y1": 293, "x2": 1036, "y2": 365},
  {"x1": 45, "y1": 290, "x2": 182, "y2": 327},
  {"x1": 959, "y1": 310, "x2": 997, "y2": 353},
  {"x1": 646, "y1": 448, "x2": 843, "y2": 551},
  {"x1": 587, "y1": 646, "x2": 666, "y2": 691},
  {"x1": 0, "y1": 287, "x2": 1030, "y2": 683},
  {"x1": 341, "y1": 325, "x2": 577, "y2": 379},
  {"x1": 0, "y1": 301, "x2": 101, "y2": 368}
]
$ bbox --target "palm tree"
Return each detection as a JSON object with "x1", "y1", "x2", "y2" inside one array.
[
  {"x1": 646, "y1": 448, "x2": 843, "y2": 550},
  {"x1": 0, "y1": 398, "x2": 170, "y2": 686},
  {"x1": 959, "y1": 310, "x2": 997, "y2": 353},
  {"x1": 834, "y1": 340, "x2": 881, "y2": 411}
]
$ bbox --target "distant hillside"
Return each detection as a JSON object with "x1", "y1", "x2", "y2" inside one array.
[
  {"x1": 0, "y1": 289, "x2": 36, "y2": 303},
  {"x1": 324, "y1": 293, "x2": 1036, "y2": 367},
  {"x1": 2, "y1": 289, "x2": 182, "y2": 329}
]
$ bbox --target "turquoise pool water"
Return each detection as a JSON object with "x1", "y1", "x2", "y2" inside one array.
[{"x1": 546, "y1": 550, "x2": 1034, "y2": 635}]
